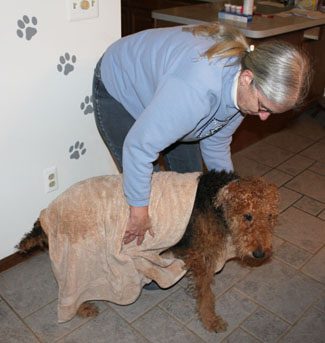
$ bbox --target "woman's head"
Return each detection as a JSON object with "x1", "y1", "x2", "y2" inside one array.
[
  {"x1": 240, "y1": 40, "x2": 312, "y2": 114},
  {"x1": 184, "y1": 23, "x2": 312, "y2": 118}
]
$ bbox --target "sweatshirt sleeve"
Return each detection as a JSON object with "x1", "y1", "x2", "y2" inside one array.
[
  {"x1": 122, "y1": 76, "x2": 210, "y2": 207},
  {"x1": 199, "y1": 112, "x2": 244, "y2": 172}
]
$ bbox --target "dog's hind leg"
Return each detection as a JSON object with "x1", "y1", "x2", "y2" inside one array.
[{"x1": 16, "y1": 219, "x2": 48, "y2": 253}]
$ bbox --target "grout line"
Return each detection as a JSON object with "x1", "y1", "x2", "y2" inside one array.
[{"x1": 0, "y1": 295, "x2": 43, "y2": 342}]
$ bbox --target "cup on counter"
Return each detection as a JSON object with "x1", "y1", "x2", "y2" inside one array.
[
  {"x1": 224, "y1": 3, "x2": 231, "y2": 12},
  {"x1": 231, "y1": 4, "x2": 237, "y2": 13}
]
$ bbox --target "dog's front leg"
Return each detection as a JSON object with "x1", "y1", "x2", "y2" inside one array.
[{"x1": 189, "y1": 253, "x2": 228, "y2": 332}]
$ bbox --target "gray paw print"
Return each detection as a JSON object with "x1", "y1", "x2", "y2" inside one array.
[
  {"x1": 80, "y1": 96, "x2": 94, "y2": 115},
  {"x1": 16, "y1": 15, "x2": 38, "y2": 41},
  {"x1": 69, "y1": 141, "x2": 86, "y2": 159},
  {"x1": 57, "y1": 53, "x2": 76, "y2": 76}
]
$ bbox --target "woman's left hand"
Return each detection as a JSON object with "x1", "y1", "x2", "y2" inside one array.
[{"x1": 123, "y1": 205, "x2": 154, "y2": 245}]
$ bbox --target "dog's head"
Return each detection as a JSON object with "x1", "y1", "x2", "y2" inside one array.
[{"x1": 214, "y1": 177, "x2": 279, "y2": 265}]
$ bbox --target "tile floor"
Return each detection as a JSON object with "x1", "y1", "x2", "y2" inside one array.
[{"x1": 1, "y1": 111, "x2": 324, "y2": 343}]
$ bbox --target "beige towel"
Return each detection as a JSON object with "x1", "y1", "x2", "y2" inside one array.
[{"x1": 40, "y1": 171, "x2": 200, "y2": 322}]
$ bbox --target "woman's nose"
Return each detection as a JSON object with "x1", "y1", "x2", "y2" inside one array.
[{"x1": 258, "y1": 111, "x2": 271, "y2": 121}]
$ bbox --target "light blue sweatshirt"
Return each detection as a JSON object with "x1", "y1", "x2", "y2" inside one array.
[{"x1": 100, "y1": 26, "x2": 244, "y2": 207}]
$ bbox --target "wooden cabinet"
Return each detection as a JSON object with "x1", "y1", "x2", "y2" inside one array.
[{"x1": 121, "y1": 0, "x2": 202, "y2": 36}]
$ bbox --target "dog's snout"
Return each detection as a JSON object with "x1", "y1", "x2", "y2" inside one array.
[{"x1": 252, "y1": 249, "x2": 265, "y2": 259}]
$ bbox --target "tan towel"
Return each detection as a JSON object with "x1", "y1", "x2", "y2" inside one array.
[{"x1": 40, "y1": 171, "x2": 200, "y2": 322}]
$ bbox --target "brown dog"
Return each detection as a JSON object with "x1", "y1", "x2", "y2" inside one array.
[{"x1": 17, "y1": 170, "x2": 279, "y2": 332}]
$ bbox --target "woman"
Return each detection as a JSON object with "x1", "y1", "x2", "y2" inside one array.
[{"x1": 93, "y1": 22, "x2": 311, "y2": 246}]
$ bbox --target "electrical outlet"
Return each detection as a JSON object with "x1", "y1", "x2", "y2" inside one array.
[
  {"x1": 67, "y1": 0, "x2": 99, "y2": 21},
  {"x1": 43, "y1": 167, "x2": 58, "y2": 193}
]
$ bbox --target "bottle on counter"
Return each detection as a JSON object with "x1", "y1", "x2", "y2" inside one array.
[{"x1": 243, "y1": 0, "x2": 254, "y2": 15}]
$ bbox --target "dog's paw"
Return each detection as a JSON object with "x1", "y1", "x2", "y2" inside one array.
[
  {"x1": 203, "y1": 315, "x2": 228, "y2": 332},
  {"x1": 77, "y1": 302, "x2": 99, "y2": 318}
]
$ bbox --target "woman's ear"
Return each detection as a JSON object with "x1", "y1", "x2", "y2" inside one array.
[{"x1": 239, "y1": 69, "x2": 254, "y2": 86}]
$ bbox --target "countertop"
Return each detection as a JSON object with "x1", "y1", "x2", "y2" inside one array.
[{"x1": 152, "y1": 2, "x2": 325, "y2": 38}]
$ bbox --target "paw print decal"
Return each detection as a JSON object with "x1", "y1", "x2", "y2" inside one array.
[
  {"x1": 57, "y1": 53, "x2": 77, "y2": 76},
  {"x1": 69, "y1": 141, "x2": 86, "y2": 159},
  {"x1": 16, "y1": 15, "x2": 38, "y2": 41},
  {"x1": 80, "y1": 96, "x2": 94, "y2": 115}
]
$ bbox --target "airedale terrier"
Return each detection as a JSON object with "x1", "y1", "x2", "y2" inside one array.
[
  {"x1": 17, "y1": 170, "x2": 279, "y2": 333},
  {"x1": 169, "y1": 170, "x2": 279, "y2": 332}
]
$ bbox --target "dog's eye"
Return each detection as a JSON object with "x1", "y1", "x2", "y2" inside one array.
[{"x1": 243, "y1": 213, "x2": 253, "y2": 221}]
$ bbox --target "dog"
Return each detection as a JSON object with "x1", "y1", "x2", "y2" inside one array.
[{"x1": 17, "y1": 170, "x2": 279, "y2": 332}]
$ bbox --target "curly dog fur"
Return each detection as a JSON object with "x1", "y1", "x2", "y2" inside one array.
[{"x1": 17, "y1": 170, "x2": 279, "y2": 332}]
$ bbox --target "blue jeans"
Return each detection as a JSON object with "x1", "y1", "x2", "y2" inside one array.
[{"x1": 93, "y1": 59, "x2": 203, "y2": 173}]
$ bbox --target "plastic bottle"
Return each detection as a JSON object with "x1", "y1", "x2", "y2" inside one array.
[{"x1": 243, "y1": 0, "x2": 254, "y2": 15}]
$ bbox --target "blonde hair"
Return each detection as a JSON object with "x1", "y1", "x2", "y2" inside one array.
[{"x1": 184, "y1": 22, "x2": 312, "y2": 108}]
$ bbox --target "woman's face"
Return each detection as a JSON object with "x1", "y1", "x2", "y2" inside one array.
[{"x1": 237, "y1": 70, "x2": 294, "y2": 120}]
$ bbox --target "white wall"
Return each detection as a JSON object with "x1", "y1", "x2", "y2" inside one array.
[{"x1": 0, "y1": 1, "x2": 121, "y2": 259}]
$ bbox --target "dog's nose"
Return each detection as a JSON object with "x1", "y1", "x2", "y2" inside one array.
[{"x1": 252, "y1": 249, "x2": 265, "y2": 259}]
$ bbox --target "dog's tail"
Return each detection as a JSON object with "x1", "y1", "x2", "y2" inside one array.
[{"x1": 16, "y1": 219, "x2": 48, "y2": 253}]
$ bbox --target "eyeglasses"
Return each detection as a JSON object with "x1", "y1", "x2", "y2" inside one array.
[
  {"x1": 251, "y1": 82, "x2": 274, "y2": 115},
  {"x1": 257, "y1": 97, "x2": 274, "y2": 115}
]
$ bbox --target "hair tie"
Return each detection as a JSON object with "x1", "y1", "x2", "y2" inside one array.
[{"x1": 247, "y1": 44, "x2": 255, "y2": 53}]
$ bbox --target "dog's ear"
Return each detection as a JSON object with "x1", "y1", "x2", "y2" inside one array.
[{"x1": 213, "y1": 183, "x2": 232, "y2": 208}]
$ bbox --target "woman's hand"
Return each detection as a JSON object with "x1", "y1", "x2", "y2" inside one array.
[{"x1": 123, "y1": 206, "x2": 154, "y2": 245}]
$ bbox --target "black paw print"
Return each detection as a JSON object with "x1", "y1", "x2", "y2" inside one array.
[
  {"x1": 80, "y1": 96, "x2": 94, "y2": 115},
  {"x1": 57, "y1": 53, "x2": 77, "y2": 76},
  {"x1": 16, "y1": 15, "x2": 38, "y2": 41},
  {"x1": 69, "y1": 141, "x2": 86, "y2": 159}
]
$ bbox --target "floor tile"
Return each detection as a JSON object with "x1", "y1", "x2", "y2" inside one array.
[
  {"x1": 263, "y1": 169, "x2": 292, "y2": 187},
  {"x1": 132, "y1": 307, "x2": 203, "y2": 343},
  {"x1": 285, "y1": 170, "x2": 325, "y2": 203},
  {"x1": 159, "y1": 287, "x2": 197, "y2": 324},
  {"x1": 319, "y1": 209, "x2": 325, "y2": 220},
  {"x1": 301, "y1": 246, "x2": 325, "y2": 283},
  {"x1": 212, "y1": 261, "x2": 251, "y2": 297},
  {"x1": 24, "y1": 299, "x2": 108, "y2": 343},
  {"x1": 277, "y1": 155, "x2": 315, "y2": 176},
  {"x1": 279, "y1": 307, "x2": 325, "y2": 343},
  {"x1": 186, "y1": 289, "x2": 257, "y2": 343},
  {"x1": 261, "y1": 130, "x2": 314, "y2": 153},
  {"x1": 241, "y1": 307, "x2": 290, "y2": 343},
  {"x1": 0, "y1": 253, "x2": 58, "y2": 318},
  {"x1": 272, "y1": 236, "x2": 284, "y2": 251},
  {"x1": 57, "y1": 307, "x2": 147, "y2": 343},
  {"x1": 238, "y1": 142, "x2": 294, "y2": 168},
  {"x1": 222, "y1": 328, "x2": 260, "y2": 343},
  {"x1": 286, "y1": 116, "x2": 325, "y2": 141},
  {"x1": 232, "y1": 153, "x2": 271, "y2": 178},
  {"x1": 314, "y1": 296, "x2": 325, "y2": 313},
  {"x1": 235, "y1": 259, "x2": 324, "y2": 323},
  {"x1": 294, "y1": 196, "x2": 325, "y2": 216},
  {"x1": 309, "y1": 161, "x2": 325, "y2": 175},
  {"x1": 276, "y1": 207, "x2": 325, "y2": 253},
  {"x1": 274, "y1": 241, "x2": 312, "y2": 269},
  {"x1": 278, "y1": 187, "x2": 302, "y2": 212},
  {"x1": 0, "y1": 297, "x2": 39, "y2": 343},
  {"x1": 109, "y1": 285, "x2": 178, "y2": 323},
  {"x1": 300, "y1": 141, "x2": 325, "y2": 163}
]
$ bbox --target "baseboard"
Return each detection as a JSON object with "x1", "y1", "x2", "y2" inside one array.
[{"x1": 0, "y1": 249, "x2": 41, "y2": 273}]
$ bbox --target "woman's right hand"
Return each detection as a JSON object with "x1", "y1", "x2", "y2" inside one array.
[{"x1": 123, "y1": 206, "x2": 154, "y2": 245}]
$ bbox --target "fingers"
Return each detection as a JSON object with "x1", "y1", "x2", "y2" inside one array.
[
  {"x1": 136, "y1": 234, "x2": 145, "y2": 246},
  {"x1": 148, "y1": 227, "x2": 155, "y2": 238},
  {"x1": 122, "y1": 227, "x2": 153, "y2": 245},
  {"x1": 123, "y1": 233, "x2": 137, "y2": 245}
]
